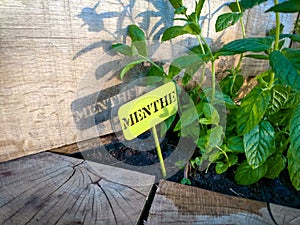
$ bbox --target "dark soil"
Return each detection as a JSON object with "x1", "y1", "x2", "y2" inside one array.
[{"x1": 71, "y1": 131, "x2": 300, "y2": 209}]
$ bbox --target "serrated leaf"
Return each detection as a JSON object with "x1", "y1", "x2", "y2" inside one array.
[
  {"x1": 227, "y1": 136, "x2": 244, "y2": 153},
  {"x1": 162, "y1": 26, "x2": 188, "y2": 41},
  {"x1": 217, "y1": 37, "x2": 274, "y2": 56},
  {"x1": 270, "y1": 50, "x2": 300, "y2": 90},
  {"x1": 128, "y1": 25, "x2": 147, "y2": 57},
  {"x1": 244, "y1": 121, "x2": 275, "y2": 169},
  {"x1": 266, "y1": 0, "x2": 300, "y2": 13},
  {"x1": 283, "y1": 90, "x2": 300, "y2": 109},
  {"x1": 267, "y1": 85, "x2": 290, "y2": 115},
  {"x1": 168, "y1": 54, "x2": 203, "y2": 79},
  {"x1": 168, "y1": 0, "x2": 183, "y2": 9},
  {"x1": 215, "y1": 12, "x2": 243, "y2": 32},
  {"x1": 288, "y1": 103, "x2": 300, "y2": 190},
  {"x1": 240, "y1": 0, "x2": 268, "y2": 9},
  {"x1": 237, "y1": 87, "x2": 271, "y2": 135},
  {"x1": 216, "y1": 162, "x2": 229, "y2": 174},
  {"x1": 120, "y1": 59, "x2": 145, "y2": 79},
  {"x1": 265, "y1": 154, "x2": 286, "y2": 179},
  {"x1": 112, "y1": 43, "x2": 133, "y2": 56},
  {"x1": 183, "y1": 22, "x2": 201, "y2": 35},
  {"x1": 234, "y1": 160, "x2": 268, "y2": 185},
  {"x1": 195, "y1": 0, "x2": 205, "y2": 19}
]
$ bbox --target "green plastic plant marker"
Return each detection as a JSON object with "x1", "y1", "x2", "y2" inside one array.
[{"x1": 118, "y1": 82, "x2": 178, "y2": 177}]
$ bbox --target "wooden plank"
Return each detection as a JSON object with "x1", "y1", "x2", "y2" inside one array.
[
  {"x1": 146, "y1": 180, "x2": 300, "y2": 225},
  {"x1": 0, "y1": 152, "x2": 155, "y2": 225},
  {"x1": 0, "y1": 0, "x2": 298, "y2": 163}
]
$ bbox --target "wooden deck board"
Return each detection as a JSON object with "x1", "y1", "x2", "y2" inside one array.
[
  {"x1": 146, "y1": 180, "x2": 300, "y2": 225},
  {"x1": 0, "y1": 152, "x2": 155, "y2": 225}
]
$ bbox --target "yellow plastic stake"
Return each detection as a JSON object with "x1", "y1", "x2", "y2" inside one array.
[
  {"x1": 118, "y1": 82, "x2": 178, "y2": 177},
  {"x1": 151, "y1": 126, "x2": 167, "y2": 177}
]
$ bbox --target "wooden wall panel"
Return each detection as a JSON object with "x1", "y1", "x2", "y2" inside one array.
[{"x1": 0, "y1": 0, "x2": 297, "y2": 162}]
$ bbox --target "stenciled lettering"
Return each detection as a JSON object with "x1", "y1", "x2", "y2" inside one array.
[{"x1": 121, "y1": 90, "x2": 177, "y2": 130}]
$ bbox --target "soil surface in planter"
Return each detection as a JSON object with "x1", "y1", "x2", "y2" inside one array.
[{"x1": 71, "y1": 132, "x2": 300, "y2": 209}]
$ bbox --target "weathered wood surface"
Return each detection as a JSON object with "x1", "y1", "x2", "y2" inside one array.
[
  {"x1": 147, "y1": 180, "x2": 300, "y2": 225},
  {"x1": 0, "y1": 152, "x2": 155, "y2": 225},
  {"x1": 0, "y1": 0, "x2": 298, "y2": 162}
]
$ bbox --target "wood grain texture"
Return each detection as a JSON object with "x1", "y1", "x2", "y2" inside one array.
[
  {"x1": 146, "y1": 180, "x2": 300, "y2": 225},
  {"x1": 0, "y1": 0, "x2": 297, "y2": 162},
  {"x1": 0, "y1": 152, "x2": 155, "y2": 225}
]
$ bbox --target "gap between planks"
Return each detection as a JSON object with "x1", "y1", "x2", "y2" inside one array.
[{"x1": 146, "y1": 180, "x2": 300, "y2": 225}]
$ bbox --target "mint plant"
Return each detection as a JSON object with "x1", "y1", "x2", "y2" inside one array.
[{"x1": 112, "y1": 0, "x2": 300, "y2": 190}]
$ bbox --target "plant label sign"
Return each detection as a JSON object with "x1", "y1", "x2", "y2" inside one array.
[{"x1": 118, "y1": 82, "x2": 178, "y2": 140}]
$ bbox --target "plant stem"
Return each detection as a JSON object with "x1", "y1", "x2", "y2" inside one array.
[
  {"x1": 197, "y1": 34, "x2": 216, "y2": 103},
  {"x1": 197, "y1": 35, "x2": 206, "y2": 54},
  {"x1": 140, "y1": 55, "x2": 167, "y2": 76},
  {"x1": 274, "y1": 0, "x2": 280, "y2": 51},
  {"x1": 211, "y1": 60, "x2": 216, "y2": 103},
  {"x1": 236, "y1": 0, "x2": 246, "y2": 38},
  {"x1": 236, "y1": 0, "x2": 246, "y2": 70},
  {"x1": 269, "y1": 0, "x2": 281, "y2": 88}
]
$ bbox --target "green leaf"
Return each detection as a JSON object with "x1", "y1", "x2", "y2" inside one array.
[
  {"x1": 175, "y1": 6, "x2": 187, "y2": 14},
  {"x1": 162, "y1": 26, "x2": 188, "y2": 41},
  {"x1": 168, "y1": 0, "x2": 183, "y2": 9},
  {"x1": 112, "y1": 43, "x2": 133, "y2": 56},
  {"x1": 148, "y1": 65, "x2": 165, "y2": 77},
  {"x1": 215, "y1": 12, "x2": 243, "y2": 32},
  {"x1": 216, "y1": 162, "x2": 229, "y2": 174},
  {"x1": 290, "y1": 34, "x2": 300, "y2": 43},
  {"x1": 120, "y1": 59, "x2": 145, "y2": 79},
  {"x1": 244, "y1": 54, "x2": 269, "y2": 60},
  {"x1": 270, "y1": 50, "x2": 300, "y2": 90},
  {"x1": 267, "y1": 85, "x2": 290, "y2": 115},
  {"x1": 227, "y1": 136, "x2": 244, "y2": 153},
  {"x1": 282, "y1": 48, "x2": 300, "y2": 70},
  {"x1": 283, "y1": 90, "x2": 300, "y2": 109},
  {"x1": 228, "y1": 2, "x2": 245, "y2": 13},
  {"x1": 160, "y1": 114, "x2": 176, "y2": 137},
  {"x1": 128, "y1": 25, "x2": 148, "y2": 57},
  {"x1": 265, "y1": 154, "x2": 286, "y2": 179},
  {"x1": 195, "y1": 0, "x2": 205, "y2": 19},
  {"x1": 183, "y1": 22, "x2": 201, "y2": 35},
  {"x1": 228, "y1": 153, "x2": 239, "y2": 166},
  {"x1": 240, "y1": 0, "x2": 268, "y2": 9},
  {"x1": 266, "y1": 0, "x2": 300, "y2": 13},
  {"x1": 181, "y1": 178, "x2": 191, "y2": 185},
  {"x1": 168, "y1": 54, "x2": 203, "y2": 79},
  {"x1": 178, "y1": 107, "x2": 198, "y2": 128},
  {"x1": 197, "y1": 126, "x2": 223, "y2": 152},
  {"x1": 288, "y1": 103, "x2": 300, "y2": 190},
  {"x1": 201, "y1": 103, "x2": 220, "y2": 125},
  {"x1": 175, "y1": 160, "x2": 186, "y2": 169},
  {"x1": 237, "y1": 87, "x2": 271, "y2": 135},
  {"x1": 244, "y1": 121, "x2": 275, "y2": 169},
  {"x1": 217, "y1": 37, "x2": 274, "y2": 56},
  {"x1": 234, "y1": 160, "x2": 268, "y2": 185},
  {"x1": 220, "y1": 74, "x2": 244, "y2": 98},
  {"x1": 207, "y1": 126, "x2": 224, "y2": 150}
]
